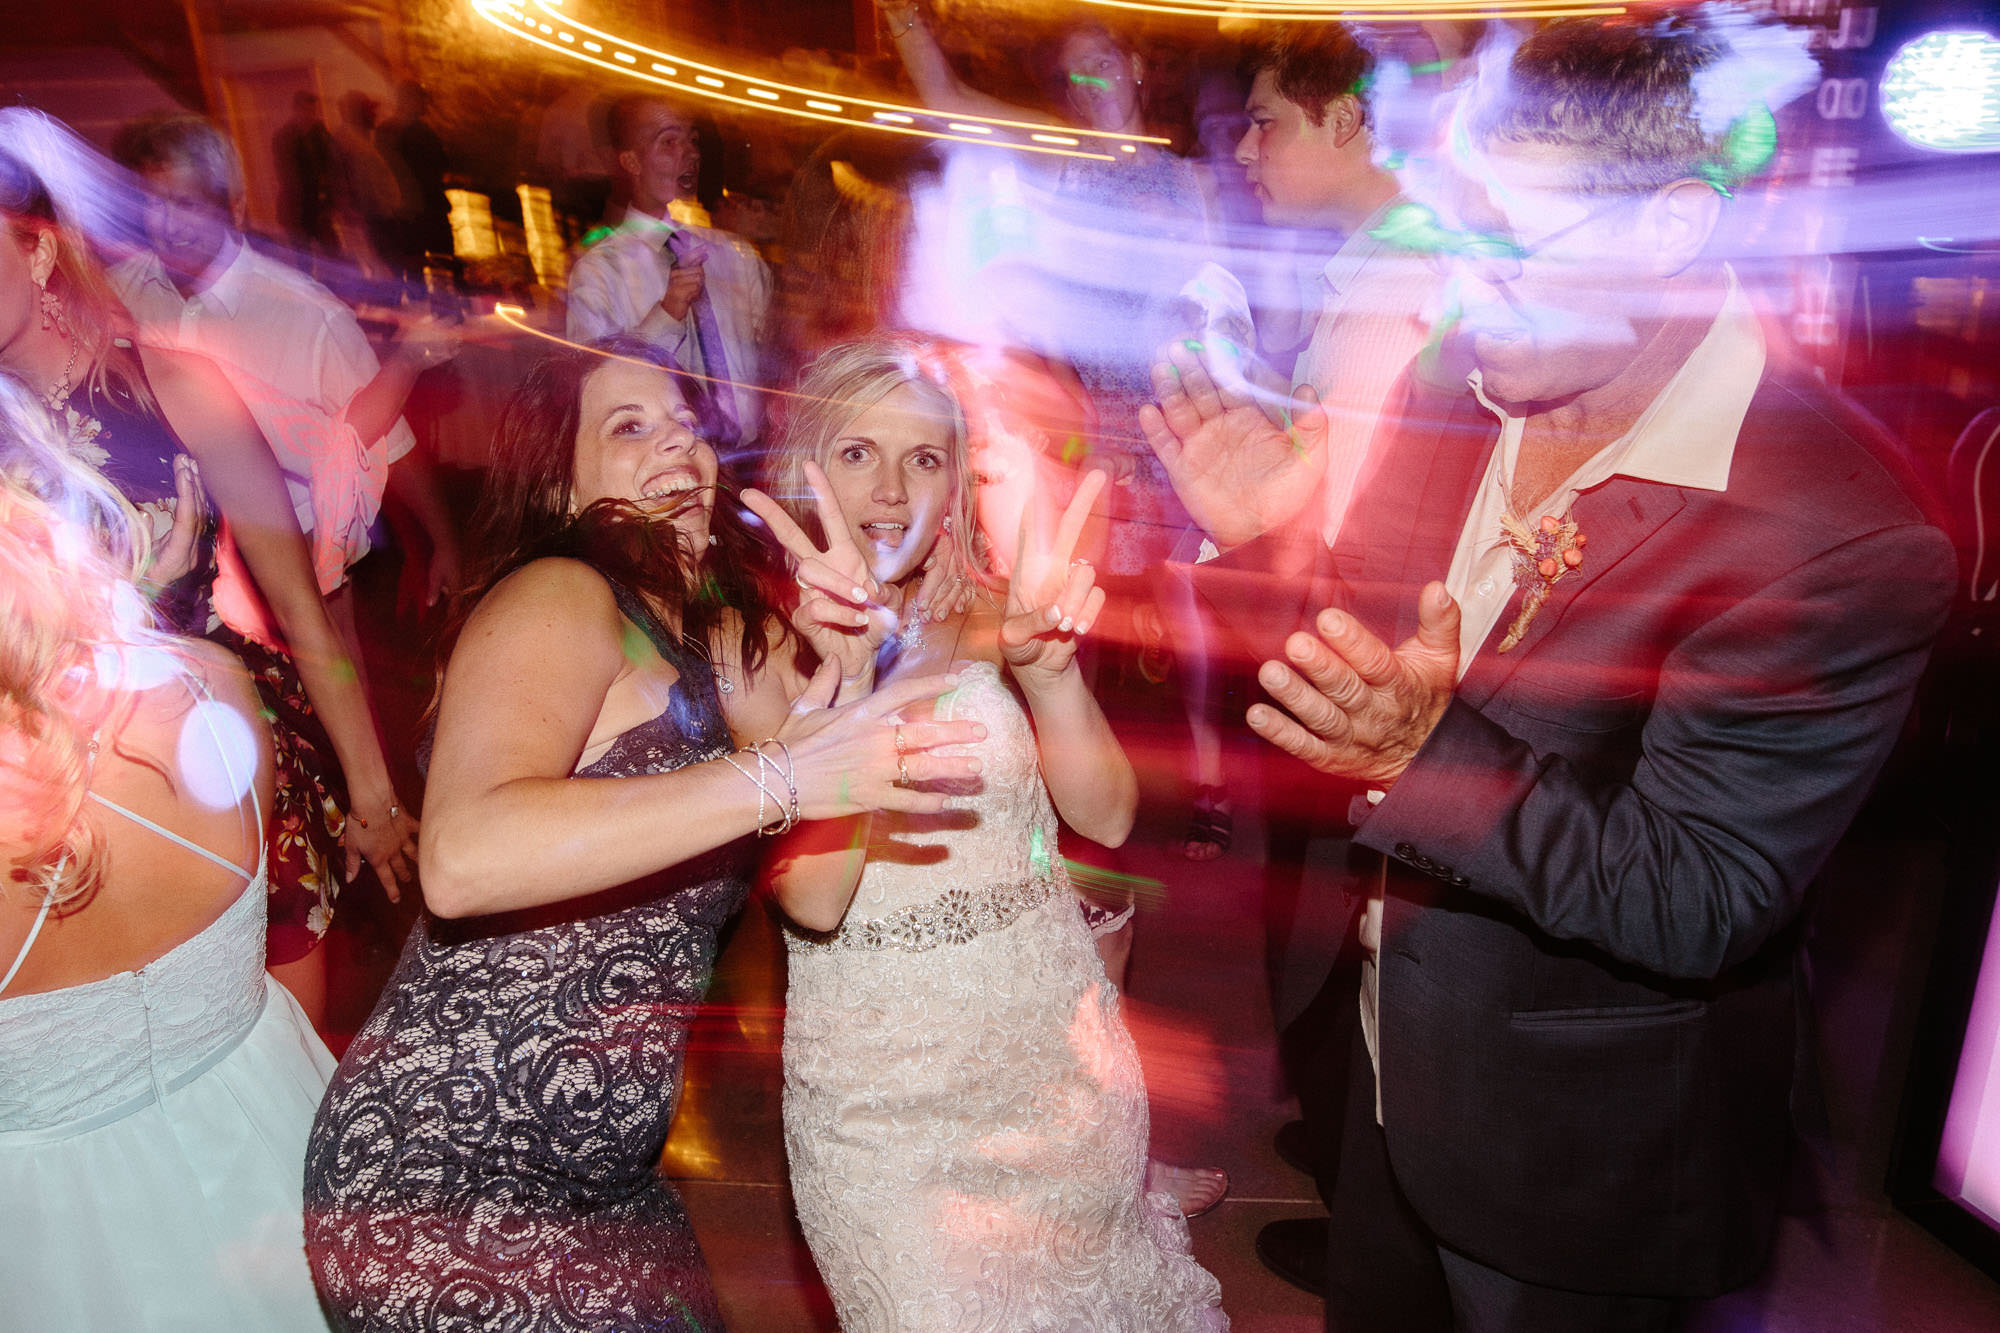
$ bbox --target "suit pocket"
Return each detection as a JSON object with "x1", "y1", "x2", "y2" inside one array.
[{"x1": 1509, "y1": 998, "x2": 1705, "y2": 1027}]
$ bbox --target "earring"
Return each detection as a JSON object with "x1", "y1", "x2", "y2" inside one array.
[
  {"x1": 38, "y1": 284, "x2": 65, "y2": 335},
  {"x1": 940, "y1": 516, "x2": 953, "y2": 533},
  {"x1": 708, "y1": 533, "x2": 718, "y2": 546}
]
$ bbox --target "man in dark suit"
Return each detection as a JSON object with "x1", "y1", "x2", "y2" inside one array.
[{"x1": 1140, "y1": 10, "x2": 1955, "y2": 1330}]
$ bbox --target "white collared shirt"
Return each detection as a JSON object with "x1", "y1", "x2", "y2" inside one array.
[
  {"x1": 110, "y1": 240, "x2": 417, "y2": 580},
  {"x1": 1358, "y1": 271, "x2": 1767, "y2": 1119},
  {"x1": 1292, "y1": 195, "x2": 1440, "y2": 545},
  {"x1": 562, "y1": 207, "x2": 772, "y2": 441}
]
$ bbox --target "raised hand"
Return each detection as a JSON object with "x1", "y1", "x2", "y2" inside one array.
[
  {"x1": 742, "y1": 462, "x2": 886, "y2": 686},
  {"x1": 999, "y1": 468, "x2": 1107, "y2": 684},
  {"x1": 1137, "y1": 340, "x2": 1328, "y2": 551},
  {"x1": 905, "y1": 522, "x2": 978, "y2": 625},
  {"x1": 776, "y1": 660, "x2": 985, "y2": 818},
  {"x1": 1247, "y1": 583, "x2": 1461, "y2": 789}
]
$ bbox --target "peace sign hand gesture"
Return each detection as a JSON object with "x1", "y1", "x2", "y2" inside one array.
[
  {"x1": 998, "y1": 468, "x2": 1107, "y2": 687},
  {"x1": 742, "y1": 461, "x2": 886, "y2": 689}
]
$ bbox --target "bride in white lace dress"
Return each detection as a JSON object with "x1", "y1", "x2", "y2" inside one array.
[{"x1": 744, "y1": 336, "x2": 1226, "y2": 1331}]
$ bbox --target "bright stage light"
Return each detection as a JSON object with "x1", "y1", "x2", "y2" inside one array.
[{"x1": 1881, "y1": 29, "x2": 2000, "y2": 154}]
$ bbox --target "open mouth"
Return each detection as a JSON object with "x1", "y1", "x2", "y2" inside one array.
[
  {"x1": 859, "y1": 520, "x2": 908, "y2": 545},
  {"x1": 638, "y1": 471, "x2": 705, "y2": 511}
]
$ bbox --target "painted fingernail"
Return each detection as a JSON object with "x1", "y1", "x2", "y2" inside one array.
[
  {"x1": 1048, "y1": 607, "x2": 1062, "y2": 624},
  {"x1": 852, "y1": 585, "x2": 868, "y2": 601},
  {"x1": 1059, "y1": 616, "x2": 1074, "y2": 633}
]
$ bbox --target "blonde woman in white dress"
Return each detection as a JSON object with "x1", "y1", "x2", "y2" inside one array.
[{"x1": 744, "y1": 335, "x2": 1226, "y2": 1331}]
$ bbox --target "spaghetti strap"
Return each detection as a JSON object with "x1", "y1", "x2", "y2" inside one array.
[
  {"x1": 0, "y1": 873, "x2": 60, "y2": 1000},
  {"x1": 86, "y1": 669, "x2": 265, "y2": 883},
  {"x1": 87, "y1": 792, "x2": 257, "y2": 883}
]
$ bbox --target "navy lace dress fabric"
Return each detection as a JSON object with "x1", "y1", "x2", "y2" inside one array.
[{"x1": 303, "y1": 582, "x2": 748, "y2": 1331}]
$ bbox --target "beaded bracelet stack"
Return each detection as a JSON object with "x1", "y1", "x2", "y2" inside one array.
[{"x1": 722, "y1": 739, "x2": 800, "y2": 836}]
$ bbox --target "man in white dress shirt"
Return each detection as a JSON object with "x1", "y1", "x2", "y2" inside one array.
[
  {"x1": 110, "y1": 114, "x2": 462, "y2": 628},
  {"x1": 1180, "y1": 24, "x2": 1443, "y2": 1292},
  {"x1": 564, "y1": 95, "x2": 772, "y2": 444}
]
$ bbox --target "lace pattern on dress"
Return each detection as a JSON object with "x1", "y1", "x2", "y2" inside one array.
[{"x1": 790, "y1": 865, "x2": 1064, "y2": 954}]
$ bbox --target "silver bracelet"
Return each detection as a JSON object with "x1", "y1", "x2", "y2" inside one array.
[
  {"x1": 758, "y1": 738, "x2": 800, "y2": 828},
  {"x1": 720, "y1": 752, "x2": 788, "y2": 836}
]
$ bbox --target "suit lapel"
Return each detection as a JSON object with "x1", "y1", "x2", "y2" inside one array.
[
  {"x1": 1457, "y1": 478, "x2": 1687, "y2": 710},
  {"x1": 1350, "y1": 391, "x2": 1495, "y2": 642}
]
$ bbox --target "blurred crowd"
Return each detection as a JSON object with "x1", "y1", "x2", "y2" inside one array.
[{"x1": 1, "y1": 3, "x2": 1992, "y2": 1331}]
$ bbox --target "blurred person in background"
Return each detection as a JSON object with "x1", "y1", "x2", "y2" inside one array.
[
  {"x1": 565, "y1": 94, "x2": 772, "y2": 447},
  {"x1": 109, "y1": 115, "x2": 464, "y2": 626},
  {"x1": 0, "y1": 118, "x2": 420, "y2": 1031},
  {"x1": 1164, "y1": 18, "x2": 1445, "y2": 1290},
  {"x1": 0, "y1": 372, "x2": 334, "y2": 1329},
  {"x1": 330, "y1": 91, "x2": 401, "y2": 281},
  {"x1": 375, "y1": 80, "x2": 454, "y2": 285},
  {"x1": 273, "y1": 90, "x2": 338, "y2": 257}
]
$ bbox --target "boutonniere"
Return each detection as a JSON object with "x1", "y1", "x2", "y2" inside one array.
[{"x1": 1497, "y1": 511, "x2": 1586, "y2": 653}]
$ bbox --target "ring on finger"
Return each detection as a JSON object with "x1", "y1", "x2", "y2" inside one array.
[
  {"x1": 894, "y1": 725, "x2": 907, "y2": 756},
  {"x1": 896, "y1": 753, "x2": 911, "y2": 787}
]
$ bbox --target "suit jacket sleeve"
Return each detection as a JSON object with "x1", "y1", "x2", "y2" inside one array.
[{"x1": 1357, "y1": 521, "x2": 1955, "y2": 980}]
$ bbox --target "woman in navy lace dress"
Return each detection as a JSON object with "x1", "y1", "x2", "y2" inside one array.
[{"x1": 302, "y1": 338, "x2": 984, "y2": 1331}]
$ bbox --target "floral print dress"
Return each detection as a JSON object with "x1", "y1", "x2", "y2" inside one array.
[{"x1": 56, "y1": 374, "x2": 348, "y2": 963}]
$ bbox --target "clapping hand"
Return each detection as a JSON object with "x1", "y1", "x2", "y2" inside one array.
[
  {"x1": 999, "y1": 468, "x2": 1107, "y2": 685},
  {"x1": 1137, "y1": 340, "x2": 1328, "y2": 551},
  {"x1": 1248, "y1": 584, "x2": 1461, "y2": 789},
  {"x1": 742, "y1": 463, "x2": 886, "y2": 688}
]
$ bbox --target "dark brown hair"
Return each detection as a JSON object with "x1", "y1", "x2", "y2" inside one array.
[
  {"x1": 447, "y1": 336, "x2": 790, "y2": 685},
  {"x1": 1242, "y1": 21, "x2": 1376, "y2": 129}
]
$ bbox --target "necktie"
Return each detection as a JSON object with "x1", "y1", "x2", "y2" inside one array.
[{"x1": 665, "y1": 229, "x2": 739, "y2": 443}]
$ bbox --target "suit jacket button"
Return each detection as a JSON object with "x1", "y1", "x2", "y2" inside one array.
[
  {"x1": 1395, "y1": 843, "x2": 1416, "y2": 860},
  {"x1": 1450, "y1": 873, "x2": 1470, "y2": 888}
]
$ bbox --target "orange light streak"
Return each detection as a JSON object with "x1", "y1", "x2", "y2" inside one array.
[
  {"x1": 1072, "y1": 0, "x2": 1626, "y2": 19},
  {"x1": 470, "y1": 0, "x2": 1170, "y2": 161}
]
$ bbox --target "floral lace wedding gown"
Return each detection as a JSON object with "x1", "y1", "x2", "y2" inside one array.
[{"x1": 783, "y1": 661, "x2": 1226, "y2": 1331}]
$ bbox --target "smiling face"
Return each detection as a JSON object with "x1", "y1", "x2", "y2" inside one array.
[
  {"x1": 140, "y1": 160, "x2": 234, "y2": 287},
  {"x1": 570, "y1": 358, "x2": 718, "y2": 549},
  {"x1": 820, "y1": 384, "x2": 957, "y2": 586}
]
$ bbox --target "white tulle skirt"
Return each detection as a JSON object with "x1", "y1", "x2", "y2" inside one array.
[{"x1": 0, "y1": 976, "x2": 336, "y2": 1330}]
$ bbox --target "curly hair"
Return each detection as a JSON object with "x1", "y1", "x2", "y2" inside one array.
[{"x1": 0, "y1": 372, "x2": 159, "y2": 909}]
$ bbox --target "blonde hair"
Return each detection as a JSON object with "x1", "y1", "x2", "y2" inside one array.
[
  {"x1": 0, "y1": 118, "x2": 157, "y2": 417},
  {"x1": 764, "y1": 334, "x2": 987, "y2": 590},
  {"x1": 0, "y1": 373, "x2": 156, "y2": 908}
]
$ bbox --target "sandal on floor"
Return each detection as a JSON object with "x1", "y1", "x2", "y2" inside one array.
[
  {"x1": 1181, "y1": 787, "x2": 1231, "y2": 862},
  {"x1": 1147, "y1": 1159, "x2": 1231, "y2": 1219}
]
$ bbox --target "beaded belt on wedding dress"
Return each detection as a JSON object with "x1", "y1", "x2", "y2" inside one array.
[{"x1": 791, "y1": 867, "x2": 1065, "y2": 954}]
